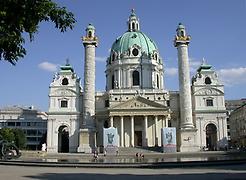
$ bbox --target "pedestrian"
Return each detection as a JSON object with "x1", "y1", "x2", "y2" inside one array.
[{"x1": 93, "y1": 151, "x2": 98, "y2": 160}]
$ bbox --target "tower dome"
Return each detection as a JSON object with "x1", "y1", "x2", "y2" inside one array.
[{"x1": 106, "y1": 10, "x2": 164, "y2": 91}]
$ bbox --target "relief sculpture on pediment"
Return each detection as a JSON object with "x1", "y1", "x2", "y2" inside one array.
[
  {"x1": 126, "y1": 101, "x2": 148, "y2": 108},
  {"x1": 195, "y1": 88, "x2": 220, "y2": 96},
  {"x1": 54, "y1": 89, "x2": 74, "y2": 97}
]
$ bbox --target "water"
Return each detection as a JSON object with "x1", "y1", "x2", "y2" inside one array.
[{"x1": 29, "y1": 154, "x2": 245, "y2": 164}]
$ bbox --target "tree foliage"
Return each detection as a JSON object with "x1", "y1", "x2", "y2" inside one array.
[
  {"x1": 13, "y1": 128, "x2": 26, "y2": 149},
  {"x1": 0, "y1": 128, "x2": 26, "y2": 149},
  {"x1": 0, "y1": 128, "x2": 15, "y2": 142},
  {"x1": 0, "y1": 0, "x2": 76, "y2": 65}
]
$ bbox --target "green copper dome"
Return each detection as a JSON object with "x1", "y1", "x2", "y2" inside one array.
[{"x1": 111, "y1": 31, "x2": 158, "y2": 55}]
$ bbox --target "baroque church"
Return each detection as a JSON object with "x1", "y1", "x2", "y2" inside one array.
[{"x1": 46, "y1": 10, "x2": 228, "y2": 153}]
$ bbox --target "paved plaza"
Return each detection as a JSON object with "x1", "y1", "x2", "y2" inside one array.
[{"x1": 0, "y1": 164, "x2": 246, "y2": 180}]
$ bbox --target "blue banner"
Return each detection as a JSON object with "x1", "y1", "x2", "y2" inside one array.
[
  {"x1": 162, "y1": 127, "x2": 177, "y2": 153},
  {"x1": 103, "y1": 127, "x2": 119, "y2": 154}
]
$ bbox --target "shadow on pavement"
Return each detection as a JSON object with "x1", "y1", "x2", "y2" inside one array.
[{"x1": 24, "y1": 172, "x2": 246, "y2": 180}]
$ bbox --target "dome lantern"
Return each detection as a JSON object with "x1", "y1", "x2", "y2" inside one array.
[{"x1": 127, "y1": 9, "x2": 140, "y2": 32}]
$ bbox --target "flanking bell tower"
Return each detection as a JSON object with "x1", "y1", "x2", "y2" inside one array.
[
  {"x1": 78, "y1": 24, "x2": 98, "y2": 153},
  {"x1": 174, "y1": 23, "x2": 199, "y2": 152}
]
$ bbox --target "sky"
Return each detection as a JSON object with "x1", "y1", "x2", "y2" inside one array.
[{"x1": 1, "y1": 0, "x2": 246, "y2": 111}]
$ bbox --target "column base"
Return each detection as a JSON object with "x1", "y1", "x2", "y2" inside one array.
[
  {"x1": 178, "y1": 128, "x2": 200, "y2": 152},
  {"x1": 47, "y1": 146, "x2": 57, "y2": 153},
  {"x1": 77, "y1": 128, "x2": 96, "y2": 153}
]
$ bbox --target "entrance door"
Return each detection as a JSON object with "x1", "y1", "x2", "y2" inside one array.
[
  {"x1": 58, "y1": 126, "x2": 69, "y2": 153},
  {"x1": 134, "y1": 131, "x2": 142, "y2": 146},
  {"x1": 206, "y1": 123, "x2": 217, "y2": 151}
]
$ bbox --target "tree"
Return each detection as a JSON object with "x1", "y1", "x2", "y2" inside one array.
[
  {"x1": 0, "y1": 0, "x2": 76, "y2": 65},
  {"x1": 0, "y1": 128, "x2": 15, "y2": 142},
  {"x1": 13, "y1": 128, "x2": 26, "y2": 149},
  {"x1": 0, "y1": 128, "x2": 26, "y2": 149}
]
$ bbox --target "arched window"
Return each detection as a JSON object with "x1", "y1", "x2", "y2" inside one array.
[
  {"x1": 154, "y1": 53, "x2": 158, "y2": 60},
  {"x1": 112, "y1": 53, "x2": 117, "y2": 61},
  {"x1": 132, "y1": 22, "x2": 135, "y2": 30},
  {"x1": 180, "y1": 30, "x2": 184, "y2": 37},
  {"x1": 205, "y1": 77, "x2": 212, "y2": 85},
  {"x1": 88, "y1": 31, "x2": 92, "y2": 38},
  {"x1": 132, "y1": 48, "x2": 139, "y2": 56},
  {"x1": 132, "y1": 70, "x2": 140, "y2": 86},
  {"x1": 111, "y1": 75, "x2": 115, "y2": 89},
  {"x1": 157, "y1": 74, "x2": 159, "y2": 89},
  {"x1": 62, "y1": 78, "x2": 69, "y2": 85}
]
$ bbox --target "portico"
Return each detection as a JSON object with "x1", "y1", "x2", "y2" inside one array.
[
  {"x1": 107, "y1": 96, "x2": 170, "y2": 147},
  {"x1": 108, "y1": 114, "x2": 170, "y2": 147}
]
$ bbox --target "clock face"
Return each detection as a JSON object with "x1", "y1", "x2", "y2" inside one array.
[{"x1": 132, "y1": 48, "x2": 139, "y2": 56}]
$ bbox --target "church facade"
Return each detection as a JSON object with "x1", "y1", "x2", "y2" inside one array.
[{"x1": 46, "y1": 10, "x2": 228, "y2": 153}]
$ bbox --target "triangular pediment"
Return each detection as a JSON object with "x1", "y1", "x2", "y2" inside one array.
[{"x1": 110, "y1": 96, "x2": 167, "y2": 110}]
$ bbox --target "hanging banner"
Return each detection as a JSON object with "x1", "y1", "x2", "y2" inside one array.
[
  {"x1": 103, "y1": 127, "x2": 119, "y2": 154},
  {"x1": 162, "y1": 127, "x2": 177, "y2": 153}
]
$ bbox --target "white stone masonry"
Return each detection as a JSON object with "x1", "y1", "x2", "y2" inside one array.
[
  {"x1": 83, "y1": 44, "x2": 96, "y2": 128},
  {"x1": 177, "y1": 44, "x2": 194, "y2": 129}
]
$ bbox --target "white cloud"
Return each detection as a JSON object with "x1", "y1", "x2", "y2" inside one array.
[
  {"x1": 165, "y1": 57, "x2": 201, "y2": 76},
  {"x1": 218, "y1": 67, "x2": 246, "y2": 86},
  {"x1": 166, "y1": 67, "x2": 178, "y2": 76},
  {"x1": 190, "y1": 60, "x2": 201, "y2": 67},
  {"x1": 38, "y1": 62, "x2": 58, "y2": 72},
  {"x1": 189, "y1": 58, "x2": 202, "y2": 73},
  {"x1": 95, "y1": 56, "x2": 107, "y2": 62}
]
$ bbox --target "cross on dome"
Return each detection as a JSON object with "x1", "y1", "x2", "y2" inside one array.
[
  {"x1": 131, "y1": 8, "x2": 136, "y2": 16},
  {"x1": 66, "y1": 58, "x2": 70, "y2": 66},
  {"x1": 202, "y1": 57, "x2": 206, "y2": 65}
]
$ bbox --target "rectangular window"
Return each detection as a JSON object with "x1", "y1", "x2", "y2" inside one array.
[
  {"x1": 167, "y1": 100, "x2": 170, "y2": 107},
  {"x1": 168, "y1": 120, "x2": 171, "y2": 127},
  {"x1": 206, "y1": 99, "x2": 213, "y2": 106},
  {"x1": 61, "y1": 100, "x2": 68, "y2": 108},
  {"x1": 7, "y1": 122, "x2": 15, "y2": 126},
  {"x1": 27, "y1": 137, "x2": 37, "y2": 142},
  {"x1": 105, "y1": 100, "x2": 109, "y2": 107},
  {"x1": 21, "y1": 122, "x2": 27, "y2": 126},
  {"x1": 26, "y1": 130, "x2": 37, "y2": 136}
]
